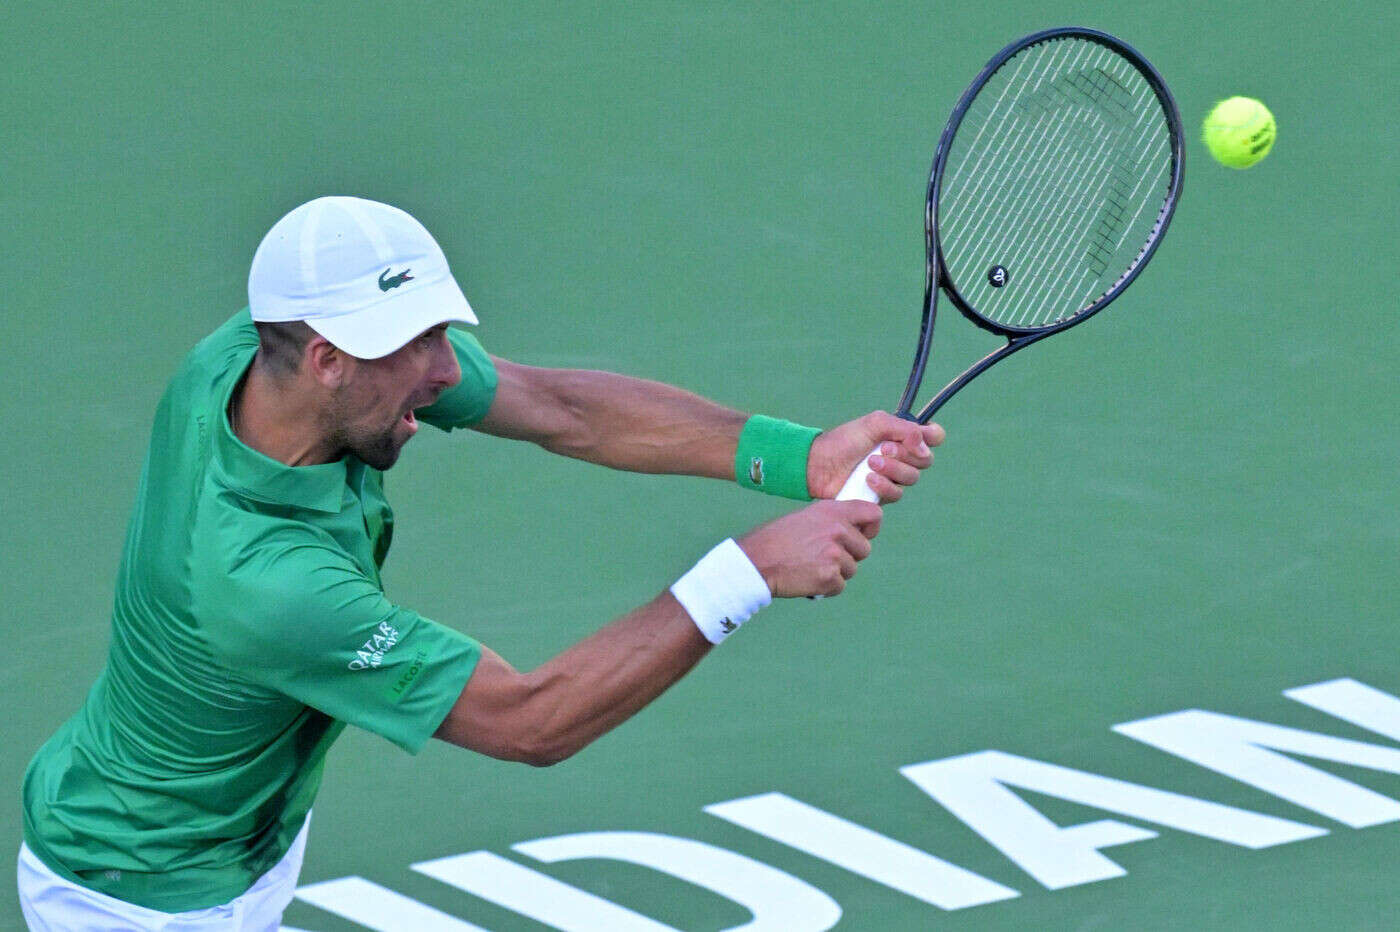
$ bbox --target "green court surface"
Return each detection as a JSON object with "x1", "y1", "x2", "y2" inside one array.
[{"x1": 5, "y1": 2, "x2": 1397, "y2": 929}]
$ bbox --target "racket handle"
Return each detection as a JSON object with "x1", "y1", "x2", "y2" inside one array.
[
  {"x1": 834, "y1": 446, "x2": 882, "y2": 503},
  {"x1": 810, "y1": 446, "x2": 883, "y2": 600}
]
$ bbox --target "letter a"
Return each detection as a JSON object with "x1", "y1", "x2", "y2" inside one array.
[{"x1": 901, "y1": 750, "x2": 1323, "y2": 890}]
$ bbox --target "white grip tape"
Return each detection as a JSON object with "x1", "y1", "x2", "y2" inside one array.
[
  {"x1": 809, "y1": 445, "x2": 882, "y2": 601},
  {"x1": 834, "y1": 445, "x2": 882, "y2": 503},
  {"x1": 671, "y1": 538, "x2": 773, "y2": 644}
]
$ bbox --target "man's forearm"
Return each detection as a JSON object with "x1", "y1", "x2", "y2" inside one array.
[
  {"x1": 544, "y1": 369, "x2": 746, "y2": 475},
  {"x1": 481, "y1": 361, "x2": 748, "y2": 478},
  {"x1": 436, "y1": 592, "x2": 713, "y2": 766},
  {"x1": 518, "y1": 591, "x2": 712, "y2": 764}
]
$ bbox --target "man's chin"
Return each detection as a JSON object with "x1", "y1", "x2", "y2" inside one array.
[{"x1": 352, "y1": 434, "x2": 408, "y2": 471}]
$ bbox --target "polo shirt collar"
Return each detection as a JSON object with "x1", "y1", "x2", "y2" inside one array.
[{"x1": 212, "y1": 357, "x2": 352, "y2": 514}]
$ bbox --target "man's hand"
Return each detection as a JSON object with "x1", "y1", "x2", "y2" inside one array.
[
  {"x1": 807, "y1": 411, "x2": 945, "y2": 502},
  {"x1": 737, "y1": 500, "x2": 882, "y2": 598}
]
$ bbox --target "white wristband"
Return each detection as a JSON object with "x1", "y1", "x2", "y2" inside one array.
[{"x1": 670, "y1": 538, "x2": 773, "y2": 644}]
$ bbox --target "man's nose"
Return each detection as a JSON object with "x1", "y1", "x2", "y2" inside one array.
[{"x1": 431, "y1": 340, "x2": 462, "y2": 390}]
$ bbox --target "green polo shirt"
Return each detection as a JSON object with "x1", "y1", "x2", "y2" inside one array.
[{"x1": 21, "y1": 309, "x2": 496, "y2": 911}]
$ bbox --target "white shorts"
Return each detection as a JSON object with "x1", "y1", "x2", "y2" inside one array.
[{"x1": 16, "y1": 815, "x2": 310, "y2": 932}]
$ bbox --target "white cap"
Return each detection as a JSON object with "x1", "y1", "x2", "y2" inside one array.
[{"x1": 248, "y1": 196, "x2": 477, "y2": 359}]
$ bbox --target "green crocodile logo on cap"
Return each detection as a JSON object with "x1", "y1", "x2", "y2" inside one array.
[{"x1": 378, "y1": 268, "x2": 414, "y2": 291}]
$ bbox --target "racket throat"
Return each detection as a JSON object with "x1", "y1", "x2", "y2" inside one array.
[{"x1": 914, "y1": 332, "x2": 1049, "y2": 424}]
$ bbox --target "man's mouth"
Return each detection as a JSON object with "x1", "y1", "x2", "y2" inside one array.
[{"x1": 399, "y1": 390, "x2": 440, "y2": 437}]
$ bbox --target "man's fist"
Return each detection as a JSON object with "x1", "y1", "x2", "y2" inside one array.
[
  {"x1": 737, "y1": 500, "x2": 882, "y2": 598},
  {"x1": 808, "y1": 411, "x2": 945, "y2": 503}
]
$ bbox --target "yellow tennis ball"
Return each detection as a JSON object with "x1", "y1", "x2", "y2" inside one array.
[{"x1": 1202, "y1": 96, "x2": 1276, "y2": 168}]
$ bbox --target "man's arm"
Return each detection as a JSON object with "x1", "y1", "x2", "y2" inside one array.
[
  {"x1": 433, "y1": 499, "x2": 881, "y2": 765},
  {"x1": 475, "y1": 357, "x2": 744, "y2": 479},
  {"x1": 433, "y1": 593, "x2": 709, "y2": 766},
  {"x1": 475, "y1": 357, "x2": 945, "y2": 501}
]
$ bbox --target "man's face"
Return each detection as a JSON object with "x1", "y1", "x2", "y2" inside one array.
[{"x1": 330, "y1": 324, "x2": 462, "y2": 470}]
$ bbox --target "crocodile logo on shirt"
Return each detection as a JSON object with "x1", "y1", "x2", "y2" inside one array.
[{"x1": 378, "y1": 268, "x2": 414, "y2": 292}]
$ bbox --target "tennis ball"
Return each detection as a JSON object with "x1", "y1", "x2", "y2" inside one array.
[{"x1": 1202, "y1": 96, "x2": 1276, "y2": 168}]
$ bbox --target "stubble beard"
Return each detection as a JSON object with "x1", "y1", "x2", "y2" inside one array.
[
  {"x1": 345, "y1": 423, "x2": 405, "y2": 471},
  {"x1": 327, "y1": 386, "x2": 408, "y2": 471}
]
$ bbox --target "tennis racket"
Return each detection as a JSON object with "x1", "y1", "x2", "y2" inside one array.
[{"x1": 837, "y1": 27, "x2": 1184, "y2": 502}]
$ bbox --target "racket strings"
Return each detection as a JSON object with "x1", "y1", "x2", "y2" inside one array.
[
  {"x1": 944, "y1": 43, "x2": 1148, "y2": 286},
  {"x1": 943, "y1": 46, "x2": 1130, "y2": 318},
  {"x1": 940, "y1": 41, "x2": 1083, "y2": 242},
  {"x1": 937, "y1": 36, "x2": 1174, "y2": 330},
  {"x1": 952, "y1": 46, "x2": 1151, "y2": 318},
  {"x1": 1015, "y1": 99, "x2": 1165, "y2": 324},
  {"x1": 968, "y1": 91, "x2": 1132, "y2": 320}
]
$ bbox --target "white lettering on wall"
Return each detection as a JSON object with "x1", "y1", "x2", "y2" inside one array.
[
  {"x1": 900, "y1": 750, "x2": 1324, "y2": 890},
  {"x1": 1285, "y1": 678, "x2": 1400, "y2": 742},
  {"x1": 295, "y1": 876, "x2": 492, "y2": 931},
  {"x1": 704, "y1": 792, "x2": 1018, "y2": 910},
  {"x1": 293, "y1": 678, "x2": 1400, "y2": 927},
  {"x1": 1114, "y1": 705, "x2": 1400, "y2": 828},
  {"x1": 515, "y1": 831, "x2": 843, "y2": 931},
  {"x1": 413, "y1": 850, "x2": 674, "y2": 931}
]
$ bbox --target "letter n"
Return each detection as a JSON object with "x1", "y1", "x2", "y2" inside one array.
[{"x1": 1115, "y1": 678, "x2": 1400, "y2": 827}]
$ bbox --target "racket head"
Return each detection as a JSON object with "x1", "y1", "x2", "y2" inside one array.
[{"x1": 930, "y1": 27, "x2": 1184, "y2": 338}]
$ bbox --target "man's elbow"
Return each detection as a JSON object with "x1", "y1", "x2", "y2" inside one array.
[
  {"x1": 437, "y1": 708, "x2": 582, "y2": 768},
  {"x1": 432, "y1": 657, "x2": 588, "y2": 766},
  {"x1": 512, "y1": 720, "x2": 586, "y2": 767},
  {"x1": 517, "y1": 742, "x2": 572, "y2": 768},
  {"x1": 436, "y1": 725, "x2": 575, "y2": 767},
  {"x1": 538, "y1": 417, "x2": 600, "y2": 463}
]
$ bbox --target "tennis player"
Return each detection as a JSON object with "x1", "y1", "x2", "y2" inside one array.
[{"x1": 18, "y1": 196, "x2": 943, "y2": 929}]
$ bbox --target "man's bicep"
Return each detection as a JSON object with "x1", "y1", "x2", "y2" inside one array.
[{"x1": 474, "y1": 356, "x2": 578, "y2": 446}]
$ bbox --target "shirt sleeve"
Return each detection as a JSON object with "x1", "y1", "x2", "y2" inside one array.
[
  {"x1": 203, "y1": 538, "x2": 481, "y2": 754},
  {"x1": 416, "y1": 327, "x2": 498, "y2": 431}
]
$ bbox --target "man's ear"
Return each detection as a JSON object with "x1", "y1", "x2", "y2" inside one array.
[{"x1": 304, "y1": 336, "x2": 351, "y2": 389}]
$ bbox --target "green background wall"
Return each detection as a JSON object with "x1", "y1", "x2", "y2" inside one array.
[{"x1": 5, "y1": 2, "x2": 1396, "y2": 927}]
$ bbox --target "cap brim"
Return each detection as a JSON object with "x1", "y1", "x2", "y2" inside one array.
[{"x1": 306, "y1": 276, "x2": 477, "y2": 360}]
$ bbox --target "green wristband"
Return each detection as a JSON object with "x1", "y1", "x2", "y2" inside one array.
[{"x1": 734, "y1": 415, "x2": 821, "y2": 500}]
